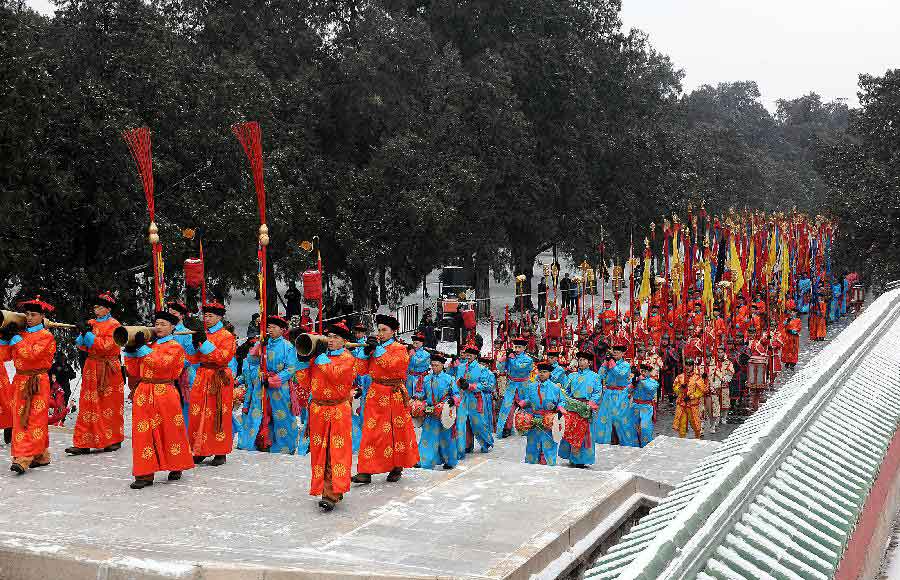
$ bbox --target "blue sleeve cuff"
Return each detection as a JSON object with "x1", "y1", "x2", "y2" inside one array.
[
  {"x1": 198, "y1": 340, "x2": 215, "y2": 355},
  {"x1": 82, "y1": 332, "x2": 95, "y2": 350},
  {"x1": 296, "y1": 361, "x2": 310, "y2": 371},
  {"x1": 0, "y1": 339, "x2": 8, "y2": 346},
  {"x1": 9, "y1": 335, "x2": 22, "y2": 346}
]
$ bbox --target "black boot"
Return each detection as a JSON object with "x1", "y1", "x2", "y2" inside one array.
[
  {"x1": 193, "y1": 455, "x2": 207, "y2": 465},
  {"x1": 167, "y1": 471, "x2": 182, "y2": 481},
  {"x1": 318, "y1": 499, "x2": 335, "y2": 512},
  {"x1": 210, "y1": 455, "x2": 226, "y2": 466},
  {"x1": 103, "y1": 443, "x2": 122, "y2": 452},
  {"x1": 130, "y1": 478, "x2": 154, "y2": 490},
  {"x1": 386, "y1": 468, "x2": 403, "y2": 482},
  {"x1": 64, "y1": 446, "x2": 91, "y2": 455},
  {"x1": 3, "y1": 428, "x2": 11, "y2": 445},
  {"x1": 351, "y1": 472, "x2": 371, "y2": 484}
]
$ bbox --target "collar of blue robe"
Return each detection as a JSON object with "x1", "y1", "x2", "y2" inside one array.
[
  {"x1": 208, "y1": 321, "x2": 223, "y2": 334},
  {"x1": 27, "y1": 323, "x2": 45, "y2": 333},
  {"x1": 157, "y1": 334, "x2": 176, "y2": 344},
  {"x1": 95, "y1": 314, "x2": 111, "y2": 322}
]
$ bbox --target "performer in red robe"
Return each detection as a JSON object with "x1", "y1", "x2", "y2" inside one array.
[
  {"x1": 123, "y1": 311, "x2": 195, "y2": 489},
  {"x1": 0, "y1": 296, "x2": 56, "y2": 474},
  {"x1": 298, "y1": 321, "x2": 362, "y2": 511},
  {"x1": 0, "y1": 346, "x2": 12, "y2": 443},
  {"x1": 781, "y1": 305, "x2": 802, "y2": 368},
  {"x1": 187, "y1": 300, "x2": 236, "y2": 466},
  {"x1": 352, "y1": 314, "x2": 419, "y2": 484},
  {"x1": 67, "y1": 291, "x2": 125, "y2": 454}
]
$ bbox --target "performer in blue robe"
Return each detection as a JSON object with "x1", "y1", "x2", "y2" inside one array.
[
  {"x1": 557, "y1": 351, "x2": 602, "y2": 467},
  {"x1": 451, "y1": 345, "x2": 493, "y2": 455},
  {"x1": 234, "y1": 316, "x2": 299, "y2": 454},
  {"x1": 495, "y1": 337, "x2": 534, "y2": 438},
  {"x1": 631, "y1": 363, "x2": 658, "y2": 447},
  {"x1": 595, "y1": 344, "x2": 639, "y2": 447},
  {"x1": 350, "y1": 341, "x2": 371, "y2": 454},
  {"x1": 519, "y1": 362, "x2": 563, "y2": 465},
  {"x1": 406, "y1": 333, "x2": 431, "y2": 398},
  {"x1": 415, "y1": 353, "x2": 460, "y2": 469},
  {"x1": 547, "y1": 348, "x2": 567, "y2": 387},
  {"x1": 165, "y1": 301, "x2": 196, "y2": 428},
  {"x1": 479, "y1": 357, "x2": 497, "y2": 445},
  {"x1": 829, "y1": 281, "x2": 842, "y2": 322}
]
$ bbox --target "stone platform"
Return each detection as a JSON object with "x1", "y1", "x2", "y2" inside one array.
[{"x1": 0, "y1": 430, "x2": 718, "y2": 580}]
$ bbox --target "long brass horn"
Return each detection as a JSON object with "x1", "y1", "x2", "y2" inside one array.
[
  {"x1": 113, "y1": 326, "x2": 154, "y2": 348},
  {"x1": 1, "y1": 310, "x2": 26, "y2": 330},
  {"x1": 294, "y1": 333, "x2": 328, "y2": 357},
  {"x1": 0, "y1": 310, "x2": 76, "y2": 330},
  {"x1": 293, "y1": 332, "x2": 364, "y2": 356}
]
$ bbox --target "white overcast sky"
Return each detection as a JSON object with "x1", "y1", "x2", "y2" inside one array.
[{"x1": 25, "y1": 0, "x2": 899, "y2": 110}]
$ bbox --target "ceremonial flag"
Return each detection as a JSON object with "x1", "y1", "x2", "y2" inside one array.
[
  {"x1": 638, "y1": 243, "x2": 651, "y2": 307},
  {"x1": 729, "y1": 239, "x2": 745, "y2": 297}
]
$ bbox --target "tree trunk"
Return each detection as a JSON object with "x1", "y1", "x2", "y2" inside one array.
[
  {"x1": 378, "y1": 267, "x2": 388, "y2": 306},
  {"x1": 474, "y1": 252, "x2": 491, "y2": 317},
  {"x1": 511, "y1": 245, "x2": 537, "y2": 312},
  {"x1": 350, "y1": 266, "x2": 367, "y2": 312}
]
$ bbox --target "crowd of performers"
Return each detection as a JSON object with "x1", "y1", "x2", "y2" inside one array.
[{"x1": 0, "y1": 207, "x2": 861, "y2": 514}]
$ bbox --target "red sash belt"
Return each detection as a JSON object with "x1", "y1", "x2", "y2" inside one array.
[
  {"x1": 17, "y1": 368, "x2": 49, "y2": 429},
  {"x1": 633, "y1": 398, "x2": 654, "y2": 405},
  {"x1": 410, "y1": 370, "x2": 427, "y2": 395},
  {"x1": 605, "y1": 385, "x2": 627, "y2": 391}
]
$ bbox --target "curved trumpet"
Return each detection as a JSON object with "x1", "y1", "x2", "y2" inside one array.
[
  {"x1": 294, "y1": 333, "x2": 363, "y2": 357},
  {"x1": 1, "y1": 310, "x2": 77, "y2": 330},
  {"x1": 112, "y1": 325, "x2": 194, "y2": 348}
]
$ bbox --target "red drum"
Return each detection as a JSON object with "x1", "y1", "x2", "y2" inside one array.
[
  {"x1": 302, "y1": 270, "x2": 322, "y2": 300},
  {"x1": 462, "y1": 309, "x2": 476, "y2": 330},
  {"x1": 748, "y1": 356, "x2": 768, "y2": 389},
  {"x1": 184, "y1": 258, "x2": 204, "y2": 289},
  {"x1": 514, "y1": 411, "x2": 534, "y2": 433}
]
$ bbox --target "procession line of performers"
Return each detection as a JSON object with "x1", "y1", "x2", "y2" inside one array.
[{"x1": 0, "y1": 277, "x2": 853, "y2": 511}]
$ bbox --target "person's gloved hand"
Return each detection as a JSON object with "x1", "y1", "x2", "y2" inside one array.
[
  {"x1": 192, "y1": 329, "x2": 207, "y2": 349},
  {"x1": 363, "y1": 336, "x2": 378, "y2": 356},
  {"x1": 267, "y1": 373, "x2": 282, "y2": 388},
  {"x1": 0, "y1": 324, "x2": 19, "y2": 341},
  {"x1": 123, "y1": 344, "x2": 139, "y2": 354}
]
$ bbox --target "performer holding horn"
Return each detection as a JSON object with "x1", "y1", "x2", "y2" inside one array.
[
  {"x1": 0, "y1": 296, "x2": 57, "y2": 475},
  {"x1": 294, "y1": 320, "x2": 362, "y2": 511},
  {"x1": 122, "y1": 310, "x2": 195, "y2": 489},
  {"x1": 187, "y1": 300, "x2": 236, "y2": 466},
  {"x1": 352, "y1": 314, "x2": 419, "y2": 484},
  {"x1": 66, "y1": 291, "x2": 125, "y2": 455}
]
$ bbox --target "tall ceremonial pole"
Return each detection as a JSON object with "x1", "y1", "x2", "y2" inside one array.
[
  {"x1": 123, "y1": 127, "x2": 165, "y2": 312},
  {"x1": 232, "y1": 121, "x2": 271, "y2": 446}
]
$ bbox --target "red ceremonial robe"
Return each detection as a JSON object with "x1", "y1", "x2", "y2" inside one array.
[
  {"x1": 187, "y1": 324, "x2": 236, "y2": 456},
  {"x1": 73, "y1": 316, "x2": 125, "y2": 449},
  {"x1": 1, "y1": 325, "x2": 56, "y2": 465},
  {"x1": 356, "y1": 338, "x2": 419, "y2": 474},
  {"x1": 125, "y1": 337, "x2": 195, "y2": 477}
]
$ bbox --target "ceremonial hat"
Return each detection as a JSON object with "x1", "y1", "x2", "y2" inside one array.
[
  {"x1": 375, "y1": 313, "x2": 400, "y2": 330},
  {"x1": 537, "y1": 361, "x2": 553, "y2": 372},
  {"x1": 463, "y1": 344, "x2": 480, "y2": 355},
  {"x1": 640, "y1": 362, "x2": 652, "y2": 371},
  {"x1": 94, "y1": 291, "x2": 116, "y2": 308},
  {"x1": 512, "y1": 336, "x2": 528, "y2": 346},
  {"x1": 267, "y1": 315, "x2": 289, "y2": 329},
  {"x1": 576, "y1": 350, "x2": 594, "y2": 361},
  {"x1": 327, "y1": 320, "x2": 353, "y2": 340},
  {"x1": 17, "y1": 295, "x2": 54, "y2": 314},
  {"x1": 411, "y1": 332, "x2": 426, "y2": 343},
  {"x1": 154, "y1": 310, "x2": 179, "y2": 325},
  {"x1": 479, "y1": 355, "x2": 494, "y2": 364},
  {"x1": 603, "y1": 298, "x2": 613, "y2": 304},
  {"x1": 612, "y1": 342, "x2": 628, "y2": 352},
  {"x1": 546, "y1": 347, "x2": 561, "y2": 356},
  {"x1": 202, "y1": 300, "x2": 226, "y2": 315},
  {"x1": 352, "y1": 322, "x2": 368, "y2": 332},
  {"x1": 431, "y1": 352, "x2": 448, "y2": 364},
  {"x1": 166, "y1": 300, "x2": 189, "y2": 315}
]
